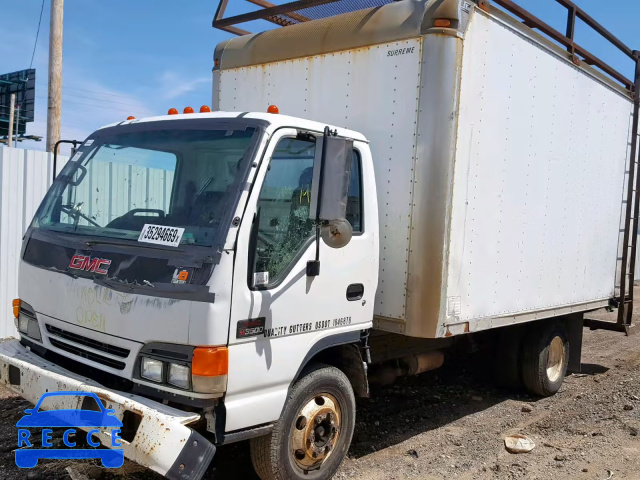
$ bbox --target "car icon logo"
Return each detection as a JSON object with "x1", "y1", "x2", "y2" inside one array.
[{"x1": 15, "y1": 391, "x2": 124, "y2": 469}]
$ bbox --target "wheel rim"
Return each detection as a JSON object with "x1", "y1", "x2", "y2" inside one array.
[
  {"x1": 546, "y1": 336, "x2": 565, "y2": 383},
  {"x1": 290, "y1": 393, "x2": 341, "y2": 472}
]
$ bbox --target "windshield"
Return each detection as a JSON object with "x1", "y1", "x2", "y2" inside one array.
[{"x1": 34, "y1": 120, "x2": 261, "y2": 248}]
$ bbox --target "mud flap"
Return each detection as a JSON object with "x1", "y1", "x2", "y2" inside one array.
[{"x1": 0, "y1": 339, "x2": 215, "y2": 480}]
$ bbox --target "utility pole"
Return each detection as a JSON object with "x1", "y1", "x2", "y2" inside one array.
[
  {"x1": 7, "y1": 94, "x2": 15, "y2": 149},
  {"x1": 46, "y1": 0, "x2": 63, "y2": 153}
]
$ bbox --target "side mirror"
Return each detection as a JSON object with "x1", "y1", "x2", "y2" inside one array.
[
  {"x1": 307, "y1": 128, "x2": 354, "y2": 276},
  {"x1": 309, "y1": 132, "x2": 353, "y2": 224}
]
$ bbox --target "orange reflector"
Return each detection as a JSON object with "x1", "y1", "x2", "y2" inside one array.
[
  {"x1": 192, "y1": 347, "x2": 228, "y2": 377},
  {"x1": 214, "y1": 58, "x2": 220, "y2": 68},
  {"x1": 127, "y1": 116, "x2": 135, "y2": 120},
  {"x1": 267, "y1": 105, "x2": 279, "y2": 114},
  {"x1": 12, "y1": 299, "x2": 20, "y2": 318},
  {"x1": 168, "y1": 108, "x2": 178, "y2": 115},
  {"x1": 184, "y1": 106, "x2": 194, "y2": 114},
  {"x1": 434, "y1": 19, "x2": 452, "y2": 27},
  {"x1": 200, "y1": 105, "x2": 211, "y2": 113}
]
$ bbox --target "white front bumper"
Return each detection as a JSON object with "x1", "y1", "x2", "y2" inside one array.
[{"x1": 0, "y1": 338, "x2": 215, "y2": 479}]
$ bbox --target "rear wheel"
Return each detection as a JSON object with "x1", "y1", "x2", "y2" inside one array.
[
  {"x1": 521, "y1": 322, "x2": 569, "y2": 397},
  {"x1": 250, "y1": 364, "x2": 355, "y2": 480}
]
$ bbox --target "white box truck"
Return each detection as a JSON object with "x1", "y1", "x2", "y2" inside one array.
[{"x1": 1, "y1": 0, "x2": 639, "y2": 479}]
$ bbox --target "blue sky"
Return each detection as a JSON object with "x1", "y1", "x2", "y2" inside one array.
[{"x1": 1, "y1": 0, "x2": 638, "y2": 153}]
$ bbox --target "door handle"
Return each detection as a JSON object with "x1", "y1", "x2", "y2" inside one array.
[{"x1": 346, "y1": 284, "x2": 364, "y2": 301}]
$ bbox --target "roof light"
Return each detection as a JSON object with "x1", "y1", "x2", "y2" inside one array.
[
  {"x1": 434, "y1": 19, "x2": 452, "y2": 27},
  {"x1": 200, "y1": 105, "x2": 211, "y2": 113},
  {"x1": 267, "y1": 105, "x2": 279, "y2": 114},
  {"x1": 168, "y1": 108, "x2": 178, "y2": 115},
  {"x1": 184, "y1": 106, "x2": 194, "y2": 114},
  {"x1": 127, "y1": 116, "x2": 135, "y2": 120}
]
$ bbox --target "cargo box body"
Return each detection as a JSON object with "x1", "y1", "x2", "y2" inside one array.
[{"x1": 213, "y1": 0, "x2": 633, "y2": 338}]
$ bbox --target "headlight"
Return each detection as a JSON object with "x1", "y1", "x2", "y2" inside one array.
[
  {"x1": 141, "y1": 357, "x2": 163, "y2": 383},
  {"x1": 18, "y1": 315, "x2": 29, "y2": 334},
  {"x1": 17, "y1": 313, "x2": 42, "y2": 341},
  {"x1": 167, "y1": 363, "x2": 190, "y2": 389}
]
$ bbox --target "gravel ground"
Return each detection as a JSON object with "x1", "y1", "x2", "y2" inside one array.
[{"x1": 1, "y1": 300, "x2": 640, "y2": 479}]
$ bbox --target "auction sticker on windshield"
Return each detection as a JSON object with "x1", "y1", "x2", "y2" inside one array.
[{"x1": 138, "y1": 224, "x2": 185, "y2": 247}]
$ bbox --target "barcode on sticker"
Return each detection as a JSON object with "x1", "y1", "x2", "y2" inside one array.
[{"x1": 254, "y1": 272, "x2": 269, "y2": 286}]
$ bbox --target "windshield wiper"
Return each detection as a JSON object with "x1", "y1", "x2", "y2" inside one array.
[{"x1": 71, "y1": 202, "x2": 84, "y2": 232}]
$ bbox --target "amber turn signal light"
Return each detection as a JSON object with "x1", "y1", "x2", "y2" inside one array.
[
  {"x1": 12, "y1": 299, "x2": 20, "y2": 319},
  {"x1": 192, "y1": 347, "x2": 228, "y2": 377}
]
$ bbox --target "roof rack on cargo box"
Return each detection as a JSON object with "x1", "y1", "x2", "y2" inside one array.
[{"x1": 212, "y1": 0, "x2": 635, "y2": 88}]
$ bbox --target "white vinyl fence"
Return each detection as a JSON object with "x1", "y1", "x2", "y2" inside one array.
[{"x1": 0, "y1": 147, "x2": 68, "y2": 338}]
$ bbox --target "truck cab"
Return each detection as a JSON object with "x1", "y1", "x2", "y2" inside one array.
[{"x1": 5, "y1": 110, "x2": 378, "y2": 479}]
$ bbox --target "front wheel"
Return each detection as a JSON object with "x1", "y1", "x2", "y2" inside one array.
[{"x1": 250, "y1": 364, "x2": 356, "y2": 480}]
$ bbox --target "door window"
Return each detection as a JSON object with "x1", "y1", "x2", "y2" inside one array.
[{"x1": 251, "y1": 137, "x2": 363, "y2": 287}]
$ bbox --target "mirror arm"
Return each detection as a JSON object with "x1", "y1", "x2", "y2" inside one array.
[
  {"x1": 248, "y1": 208, "x2": 262, "y2": 286},
  {"x1": 53, "y1": 139, "x2": 80, "y2": 183}
]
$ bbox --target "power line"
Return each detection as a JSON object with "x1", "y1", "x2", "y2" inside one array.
[
  {"x1": 30, "y1": 0, "x2": 46, "y2": 69},
  {"x1": 61, "y1": 91, "x2": 145, "y2": 108},
  {"x1": 64, "y1": 85, "x2": 139, "y2": 99},
  {"x1": 36, "y1": 82, "x2": 143, "y2": 101},
  {"x1": 35, "y1": 94, "x2": 143, "y2": 113}
]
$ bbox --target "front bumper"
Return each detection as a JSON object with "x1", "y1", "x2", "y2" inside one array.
[{"x1": 0, "y1": 338, "x2": 215, "y2": 480}]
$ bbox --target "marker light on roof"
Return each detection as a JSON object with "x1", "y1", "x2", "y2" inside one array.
[
  {"x1": 184, "y1": 106, "x2": 194, "y2": 114},
  {"x1": 267, "y1": 105, "x2": 279, "y2": 114},
  {"x1": 127, "y1": 116, "x2": 135, "y2": 120},
  {"x1": 434, "y1": 19, "x2": 452, "y2": 27},
  {"x1": 168, "y1": 108, "x2": 178, "y2": 115},
  {"x1": 200, "y1": 105, "x2": 211, "y2": 113}
]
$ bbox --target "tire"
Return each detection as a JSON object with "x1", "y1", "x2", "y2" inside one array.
[
  {"x1": 250, "y1": 364, "x2": 356, "y2": 480},
  {"x1": 521, "y1": 322, "x2": 569, "y2": 397}
]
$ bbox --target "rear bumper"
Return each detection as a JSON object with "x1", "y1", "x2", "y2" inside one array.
[{"x1": 0, "y1": 338, "x2": 215, "y2": 480}]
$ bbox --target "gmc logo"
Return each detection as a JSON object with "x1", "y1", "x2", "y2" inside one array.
[{"x1": 68, "y1": 255, "x2": 112, "y2": 275}]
